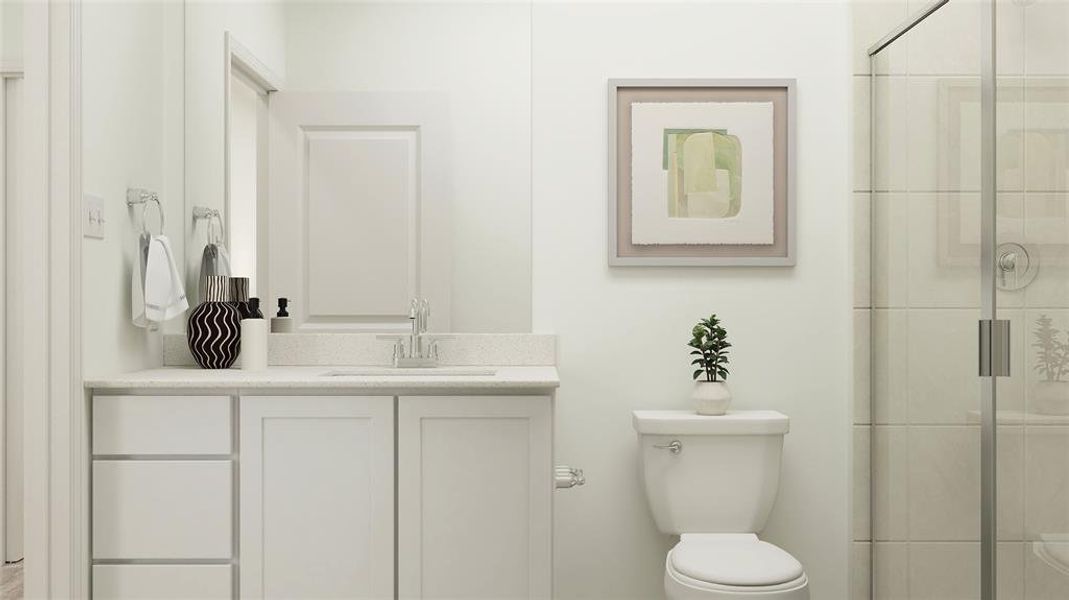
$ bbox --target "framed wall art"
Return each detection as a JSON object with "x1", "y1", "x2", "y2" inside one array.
[{"x1": 608, "y1": 79, "x2": 796, "y2": 266}]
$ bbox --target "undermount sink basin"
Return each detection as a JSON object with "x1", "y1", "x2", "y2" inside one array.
[{"x1": 321, "y1": 367, "x2": 498, "y2": 377}]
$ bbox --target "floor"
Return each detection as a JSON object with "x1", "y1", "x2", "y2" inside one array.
[{"x1": 0, "y1": 563, "x2": 21, "y2": 599}]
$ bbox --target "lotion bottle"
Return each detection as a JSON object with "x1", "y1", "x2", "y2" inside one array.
[
  {"x1": 240, "y1": 297, "x2": 268, "y2": 370},
  {"x1": 270, "y1": 297, "x2": 295, "y2": 333}
]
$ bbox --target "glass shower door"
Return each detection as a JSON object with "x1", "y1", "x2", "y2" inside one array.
[
  {"x1": 997, "y1": 1, "x2": 1069, "y2": 598},
  {"x1": 868, "y1": 0, "x2": 1002, "y2": 597},
  {"x1": 869, "y1": 0, "x2": 1069, "y2": 598}
]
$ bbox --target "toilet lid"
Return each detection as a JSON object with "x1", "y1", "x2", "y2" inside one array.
[{"x1": 670, "y1": 536, "x2": 804, "y2": 587}]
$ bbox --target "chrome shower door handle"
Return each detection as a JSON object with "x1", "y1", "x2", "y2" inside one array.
[
  {"x1": 654, "y1": 440, "x2": 683, "y2": 454},
  {"x1": 979, "y1": 319, "x2": 1011, "y2": 377}
]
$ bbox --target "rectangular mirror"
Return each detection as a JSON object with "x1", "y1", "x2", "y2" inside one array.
[
  {"x1": 82, "y1": 0, "x2": 186, "y2": 375},
  {"x1": 187, "y1": 1, "x2": 533, "y2": 333},
  {"x1": 82, "y1": 0, "x2": 533, "y2": 380}
]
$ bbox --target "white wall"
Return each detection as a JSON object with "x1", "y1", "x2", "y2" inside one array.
[
  {"x1": 185, "y1": 1, "x2": 286, "y2": 301},
  {"x1": 81, "y1": 1, "x2": 184, "y2": 377},
  {"x1": 530, "y1": 2, "x2": 853, "y2": 598},
  {"x1": 0, "y1": 0, "x2": 21, "y2": 65},
  {"x1": 283, "y1": 1, "x2": 532, "y2": 332}
]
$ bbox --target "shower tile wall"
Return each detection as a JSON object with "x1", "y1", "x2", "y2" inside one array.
[{"x1": 853, "y1": 0, "x2": 1069, "y2": 598}]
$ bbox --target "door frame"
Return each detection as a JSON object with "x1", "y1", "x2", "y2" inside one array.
[
  {"x1": 21, "y1": 0, "x2": 86, "y2": 597},
  {"x1": 0, "y1": 61, "x2": 24, "y2": 566},
  {"x1": 977, "y1": 1, "x2": 998, "y2": 597},
  {"x1": 223, "y1": 32, "x2": 282, "y2": 299}
]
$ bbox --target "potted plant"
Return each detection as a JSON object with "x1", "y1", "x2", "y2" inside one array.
[
  {"x1": 1032, "y1": 314, "x2": 1069, "y2": 415},
  {"x1": 688, "y1": 314, "x2": 732, "y2": 415}
]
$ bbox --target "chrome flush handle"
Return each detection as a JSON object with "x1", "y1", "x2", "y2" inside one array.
[{"x1": 654, "y1": 440, "x2": 683, "y2": 455}]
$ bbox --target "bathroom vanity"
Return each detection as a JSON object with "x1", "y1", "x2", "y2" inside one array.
[{"x1": 85, "y1": 365, "x2": 560, "y2": 599}]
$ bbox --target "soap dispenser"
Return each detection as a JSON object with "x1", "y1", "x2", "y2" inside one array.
[{"x1": 270, "y1": 297, "x2": 295, "y2": 333}]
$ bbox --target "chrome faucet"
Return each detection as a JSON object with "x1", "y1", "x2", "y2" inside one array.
[
  {"x1": 380, "y1": 298, "x2": 445, "y2": 367},
  {"x1": 409, "y1": 298, "x2": 429, "y2": 361}
]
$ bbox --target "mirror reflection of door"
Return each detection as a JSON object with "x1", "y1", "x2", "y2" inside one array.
[
  {"x1": 227, "y1": 64, "x2": 270, "y2": 300},
  {"x1": 267, "y1": 91, "x2": 451, "y2": 333}
]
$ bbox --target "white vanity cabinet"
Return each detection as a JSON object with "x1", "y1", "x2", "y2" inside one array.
[
  {"x1": 90, "y1": 395, "x2": 235, "y2": 599},
  {"x1": 90, "y1": 386, "x2": 556, "y2": 600},
  {"x1": 238, "y1": 396, "x2": 395, "y2": 599},
  {"x1": 235, "y1": 394, "x2": 553, "y2": 600},
  {"x1": 397, "y1": 395, "x2": 553, "y2": 599}
]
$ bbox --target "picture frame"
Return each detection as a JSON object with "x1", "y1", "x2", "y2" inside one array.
[
  {"x1": 937, "y1": 78, "x2": 1069, "y2": 268},
  {"x1": 608, "y1": 78, "x2": 796, "y2": 266}
]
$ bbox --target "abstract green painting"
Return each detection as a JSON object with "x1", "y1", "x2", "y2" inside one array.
[
  {"x1": 663, "y1": 129, "x2": 742, "y2": 219},
  {"x1": 613, "y1": 80, "x2": 791, "y2": 265},
  {"x1": 629, "y1": 98, "x2": 774, "y2": 247}
]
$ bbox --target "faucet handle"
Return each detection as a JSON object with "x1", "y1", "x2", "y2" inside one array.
[
  {"x1": 423, "y1": 335, "x2": 454, "y2": 363},
  {"x1": 376, "y1": 335, "x2": 406, "y2": 365}
]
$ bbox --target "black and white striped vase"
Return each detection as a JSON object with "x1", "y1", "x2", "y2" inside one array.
[
  {"x1": 187, "y1": 275, "x2": 241, "y2": 369},
  {"x1": 231, "y1": 276, "x2": 253, "y2": 319}
]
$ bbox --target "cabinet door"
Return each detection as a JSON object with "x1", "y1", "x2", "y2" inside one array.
[
  {"x1": 398, "y1": 396, "x2": 553, "y2": 599},
  {"x1": 240, "y1": 396, "x2": 394, "y2": 599},
  {"x1": 93, "y1": 460, "x2": 232, "y2": 560},
  {"x1": 92, "y1": 395, "x2": 231, "y2": 455},
  {"x1": 93, "y1": 565, "x2": 232, "y2": 600}
]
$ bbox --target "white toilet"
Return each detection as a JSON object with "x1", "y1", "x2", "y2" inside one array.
[{"x1": 632, "y1": 410, "x2": 809, "y2": 599}]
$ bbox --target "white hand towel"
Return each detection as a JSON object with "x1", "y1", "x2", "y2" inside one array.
[
  {"x1": 143, "y1": 234, "x2": 189, "y2": 323},
  {"x1": 131, "y1": 232, "x2": 151, "y2": 328},
  {"x1": 198, "y1": 242, "x2": 231, "y2": 304}
]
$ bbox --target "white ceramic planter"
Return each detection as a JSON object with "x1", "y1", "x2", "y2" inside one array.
[
  {"x1": 1033, "y1": 380, "x2": 1069, "y2": 416},
  {"x1": 692, "y1": 381, "x2": 732, "y2": 416}
]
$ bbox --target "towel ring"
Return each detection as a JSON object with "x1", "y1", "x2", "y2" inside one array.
[
  {"x1": 207, "y1": 215, "x2": 221, "y2": 245},
  {"x1": 212, "y1": 211, "x2": 224, "y2": 245},
  {"x1": 127, "y1": 188, "x2": 164, "y2": 235},
  {"x1": 192, "y1": 206, "x2": 225, "y2": 245},
  {"x1": 141, "y1": 197, "x2": 164, "y2": 235}
]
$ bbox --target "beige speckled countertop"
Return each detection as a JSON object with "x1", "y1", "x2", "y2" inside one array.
[{"x1": 85, "y1": 365, "x2": 560, "y2": 393}]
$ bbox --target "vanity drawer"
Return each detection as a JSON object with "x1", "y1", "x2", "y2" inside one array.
[
  {"x1": 93, "y1": 395, "x2": 231, "y2": 455},
  {"x1": 93, "y1": 461, "x2": 232, "y2": 559},
  {"x1": 92, "y1": 564, "x2": 232, "y2": 600}
]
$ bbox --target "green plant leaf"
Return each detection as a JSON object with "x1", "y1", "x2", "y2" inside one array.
[{"x1": 689, "y1": 313, "x2": 730, "y2": 382}]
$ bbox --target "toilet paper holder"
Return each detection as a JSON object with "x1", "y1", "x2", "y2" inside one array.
[{"x1": 555, "y1": 465, "x2": 585, "y2": 489}]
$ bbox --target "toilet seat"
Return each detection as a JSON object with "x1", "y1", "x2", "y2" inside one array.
[{"x1": 664, "y1": 534, "x2": 809, "y2": 599}]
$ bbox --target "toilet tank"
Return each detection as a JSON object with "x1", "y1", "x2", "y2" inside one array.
[{"x1": 632, "y1": 410, "x2": 789, "y2": 535}]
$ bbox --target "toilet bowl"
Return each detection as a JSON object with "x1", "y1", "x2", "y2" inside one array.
[
  {"x1": 632, "y1": 411, "x2": 809, "y2": 600},
  {"x1": 663, "y1": 534, "x2": 808, "y2": 599}
]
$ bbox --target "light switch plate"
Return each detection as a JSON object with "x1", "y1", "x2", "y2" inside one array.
[{"x1": 84, "y1": 194, "x2": 105, "y2": 239}]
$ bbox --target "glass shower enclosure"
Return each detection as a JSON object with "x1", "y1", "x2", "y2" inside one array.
[{"x1": 868, "y1": 0, "x2": 1069, "y2": 597}]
